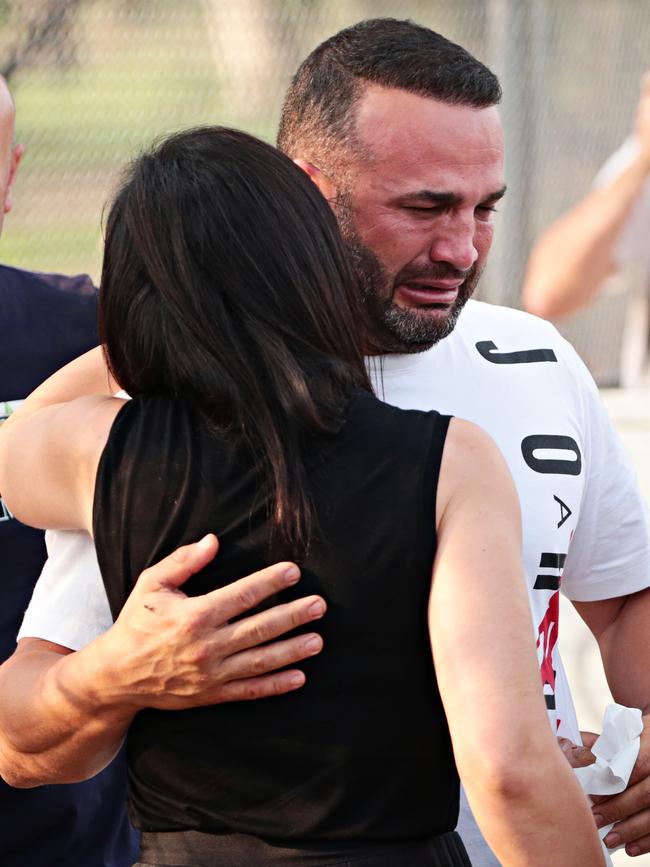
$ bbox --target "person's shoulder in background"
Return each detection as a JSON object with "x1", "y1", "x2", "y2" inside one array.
[
  {"x1": 0, "y1": 261, "x2": 96, "y2": 297},
  {"x1": 0, "y1": 264, "x2": 99, "y2": 396}
]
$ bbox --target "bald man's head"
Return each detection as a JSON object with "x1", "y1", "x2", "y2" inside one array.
[{"x1": 0, "y1": 77, "x2": 23, "y2": 236}]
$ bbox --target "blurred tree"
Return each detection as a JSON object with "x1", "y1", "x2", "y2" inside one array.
[
  {"x1": 199, "y1": 0, "x2": 371, "y2": 137},
  {"x1": 0, "y1": 0, "x2": 82, "y2": 83}
]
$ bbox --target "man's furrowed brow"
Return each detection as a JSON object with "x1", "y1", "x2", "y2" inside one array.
[
  {"x1": 483, "y1": 184, "x2": 507, "y2": 205},
  {"x1": 391, "y1": 190, "x2": 462, "y2": 207},
  {"x1": 391, "y1": 185, "x2": 507, "y2": 207}
]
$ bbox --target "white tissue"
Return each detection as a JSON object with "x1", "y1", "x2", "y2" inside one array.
[{"x1": 573, "y1": 704, "x2": 643, "y2": 866}]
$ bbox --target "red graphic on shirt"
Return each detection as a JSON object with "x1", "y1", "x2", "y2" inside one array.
[{"x1": 536, "y1": 590, "x2": 559, "y2": 705}]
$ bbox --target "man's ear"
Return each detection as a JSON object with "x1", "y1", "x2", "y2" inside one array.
[
  {"x1": 293, "y1": 158, "x2": 337, "y2": 204},
  {"x1": 4, "y1": 143, "x2": 24, "y2": 215}
]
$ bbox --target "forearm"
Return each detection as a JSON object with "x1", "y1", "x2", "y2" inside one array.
[
  {"x1": 594, "y1": 589, "x2": 650, "y2": 712},
  {"x1": 0, "y1": 637, "x2": 136, "y2": 787},
  {"x1": 523, "y1": 155, "x2": 650, "y2": 319},
  {"x1": 7, "y1": 346, "x2": 117, "y2": 424},
  {"x1": 433, "y1": 421, "x2": 603, "y2": 863},
  {"x1": 0, "y1": 542, "x2": 328, "y2": 787},
  {"x1": 464, "y1": 745, "x2": 603, "y2": 866},
  {"x1": 0, "y1": 347, "x2": 118, "y2": 513}
]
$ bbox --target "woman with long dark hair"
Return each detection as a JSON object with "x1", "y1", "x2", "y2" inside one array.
[{"x1": 0, "y1": 128, "x2": 602, "y2": 866}]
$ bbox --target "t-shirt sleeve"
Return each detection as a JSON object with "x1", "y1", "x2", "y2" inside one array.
[
  {"x1": 560, "y1": 342, "x2": 650, "y2": 601},
  {"x1": 17, "y1": 529, "x2": 113, "y2": 650},
  {"x1": 594, "y1": 137, "x2": 650, "y2": 271}
]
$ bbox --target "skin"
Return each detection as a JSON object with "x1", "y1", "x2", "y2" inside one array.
[
  {"x1": 299, "y1": 86, "x2": 506, "y2": 352},
  {"x1": 0, "y1": 534, "x2": 325, "y2": 785},
  {"x1": 574, "y1": 596, "x2": 650, "y2": 855},
  {"x1": 523, "y1": 71, "x2": 650, "y2": 318}
]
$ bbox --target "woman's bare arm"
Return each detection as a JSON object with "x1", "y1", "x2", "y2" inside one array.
[
  {"x1": 0, "y1": 393, "x2": 122, "y2": 531},
  {"x1": 431, "y1": 418, "x2": 603, "y2": 866},
  {"x1": 0, "y1": 347, "x2": 122, "y2": 531}
]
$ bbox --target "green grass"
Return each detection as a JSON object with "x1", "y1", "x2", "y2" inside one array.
[
  {"x1": 1, "y1": 220, "x2": 103, "y2": 277},
  {"x1": 1, "y1": 0, "x2": 230, "y2": 279}
]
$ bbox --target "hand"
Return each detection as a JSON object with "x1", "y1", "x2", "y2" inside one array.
[
  {"x1": 558, "y1": 735, "x2": 596, "y2": 769},
  {"x1": 634, "y1": 71, "x2": 650, "y2": 173},
  {"x1": 591, "y1": 714, "x2": 650, "y2": 856},
  {"x1": 85, "y1": 533, "x2": 326, "y2": 711}
]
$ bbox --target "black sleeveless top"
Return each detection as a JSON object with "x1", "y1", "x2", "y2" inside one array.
[{"x1": 94, "y1": 389, "x2": 455, "y2": 845}]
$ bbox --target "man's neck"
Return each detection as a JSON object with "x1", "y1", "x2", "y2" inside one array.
[{"x1": 364, "y1": 336, "x2": 438, "y2": 357}]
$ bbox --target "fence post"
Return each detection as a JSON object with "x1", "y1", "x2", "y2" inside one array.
[{"x1": 484, "y1": 0, "x2": 545, "y2": 311}]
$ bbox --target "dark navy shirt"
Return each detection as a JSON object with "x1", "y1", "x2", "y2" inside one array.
[{"x1": 0, "y1": 264, "x2": 138, "y2": 866}]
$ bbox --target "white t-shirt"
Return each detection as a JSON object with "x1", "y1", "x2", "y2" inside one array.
[
  {"x1": 18, "y1": 299, "x2": 650, "y2": 867},
  {"x1": 595, "y1": 137, "x2": 650, "y2": 273}
]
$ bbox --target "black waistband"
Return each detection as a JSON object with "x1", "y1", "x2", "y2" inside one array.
[{"x1": 137, "y1": 830, "x2": 472, "y2": 867}]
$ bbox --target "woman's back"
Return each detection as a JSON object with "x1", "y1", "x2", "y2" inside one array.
[{"x1": 94, "y1": 389, "x2": 455, "y2": 844}]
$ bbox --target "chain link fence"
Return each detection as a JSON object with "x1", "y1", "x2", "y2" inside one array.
[{"x1": 2, "y1": 0, "x2": 649, "y2": 385}]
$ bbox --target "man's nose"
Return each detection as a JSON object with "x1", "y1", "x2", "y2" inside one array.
[{"x1": 429, "y1": 223, "x2": 478, "y2": 272}]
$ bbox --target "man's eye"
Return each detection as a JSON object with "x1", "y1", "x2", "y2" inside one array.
[
  {"x1": 477, "y1": 205, "x2": 498, "y2": 215},
  {"x1": 404, "y1": 206, "x2": 436, "y2": 213}
]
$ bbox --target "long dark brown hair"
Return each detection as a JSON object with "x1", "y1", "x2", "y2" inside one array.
[{"x1": 99, "y1": 126, "x2": 371, "y2": 558}]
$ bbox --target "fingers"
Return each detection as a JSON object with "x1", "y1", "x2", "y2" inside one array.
[
  {"x1": 216, "y1": 669, "x2": 307, "y2": 703},
  {"x1": 580, "y1": 731, "x2": 599, "y2": 750},
  {"x1": 625, "y1": 833, "x2": 650, "y2": 858},
  {"x1": 601, "y1": 806, "x2": 650, "y2": 854},
  {"x1": 590, "y1": 793, "x2": 610, "y2": 807},
  {"x1": 593, "y1": 777, "x2": 650, "y2": 837},
  {"x1": 136, "y1": 534, "x2": 219, "y2": 592},
  {"x1": 557, "y1": 737, "x2": 595, "y2": 769},
  {"x1": 220, "y1": 595, "x2": 326, "y2": 654},
  {"x1": 218, "y1": 632, "x2": 324, "y2": 688},
  {"x1": 198, "y1": 561, "x2": 303, "y2": 625}
]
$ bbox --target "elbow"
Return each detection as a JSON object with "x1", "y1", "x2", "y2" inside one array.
[
  {"x1": 0, "y1": 732, "x2": 91, "y2": 788},
  {"x1": 521, "y1": 276, "x2": 560, "y2": 320},
  {"x1": 523, "y1": 288, "x2": 576, "y2": 321},
  {"x1": 523, "y1": 292, "x2": 556, "y2": 320},
  {"x1": 0, "y1": 750, "x2": 45, "y2": 789},
  {"x1": 521, "y1": 251, "x2": 575, "y2": 320},
  {"x1": 0, "y1": 737, "x2": 56, "y2": 788},
  {"x1": 1, "y1": 770, "x2": 40, "y2": 789},
  {"x1": 522, "y1": 261, "x2": 591, "y2": 320},
  {"x1": 476, "y1": 760, "x2": 540, "y2": 804},
  {"x1": 457, "y1": 738, "x2": 548, "y2": 806},
  {"x1": 0, "y1": 748, "x2": 95, "y2": 788}
]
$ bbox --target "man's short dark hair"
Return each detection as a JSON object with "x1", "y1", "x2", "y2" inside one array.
[{"x1": 277, "y1": 18, "x2": 501, "y2": 173}]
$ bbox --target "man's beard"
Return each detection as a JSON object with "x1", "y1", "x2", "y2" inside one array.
[{"x1": 337, "y1": 198, "x2": 480, "y2": 354}]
